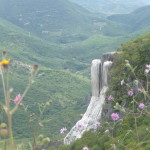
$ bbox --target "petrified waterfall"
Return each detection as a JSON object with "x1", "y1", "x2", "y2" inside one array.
[{"x1": 64, "y1": 53, "x2": 114, "y2": 144}]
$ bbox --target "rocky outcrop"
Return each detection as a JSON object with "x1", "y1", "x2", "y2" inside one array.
[{"x1": 64, "y1": 52, "x2": 114, "y2": 144}]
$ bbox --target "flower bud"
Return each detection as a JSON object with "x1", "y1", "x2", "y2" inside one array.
[
  {"x1": 126, "y1": 63, "x2": 131, "y2": 68},
  {"x1": 46, "y1": 102, "x2": 50, "y2": 106},
  {"x1": 134, "y1": 80, "x2": 139, "y2": 85},
  {"x1": 37, "y1": 134, "x2": 44, "y2": 141},
  {"x1": 0, "y1": 129, "x2": 8, "y2": 137},
  {"x1": 42, "y1": 137, "x2": 51, "y2": 145},
  {"x1": 125, "y1": 60, "x2": 129, "y2": 63},
  {"x1": 9, "y1": 88, "x2": 14, "y2": 93},
  {"x1": 0, "y1": 123, "x2": 7, "y2": 129},
  {"x1": 2, "y1": 50, "x2": 7, "y2": 56},
  {"x1": 33, "y1": 64, "x2": 38, "y2": 70}
]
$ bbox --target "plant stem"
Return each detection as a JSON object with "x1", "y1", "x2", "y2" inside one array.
[
  {"x1": 133, "y1": 97, "x2": 140, "y2": 148},
  {"x1": 0, "y1": 67, "x2": 7, "y2": 102},
  {"x1": 7, "y1": 111, "x2": 14, "y2": 150},
  {"x1": 4, "y1": 138, "x2": 7, "y2": 150}
]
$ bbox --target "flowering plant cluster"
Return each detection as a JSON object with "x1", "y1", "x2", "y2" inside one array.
[
  {"x1": 0, "y1": 51, "x2": 39, "y2": 150},
  {"x1": 104, "y1": 61, "x2": 150, "y2": 149}
]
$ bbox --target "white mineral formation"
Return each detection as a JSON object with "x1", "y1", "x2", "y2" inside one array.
[{"x1": 64, "y1": 53, "x2": 114, "y2": 144}]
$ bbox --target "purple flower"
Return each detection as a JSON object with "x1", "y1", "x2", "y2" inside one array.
[
  {"x1": 77, "y1": 122, "x2": 84, "y2": 129},
  {"x1": 128, "y1": 90, "x2": 134, "y2": 96},
  {"x1": 94, "y1": 121, "x2": 101, "y2": 127},
  {"x1": 146, "y1": 64, "x2": 150, "y2": 70},
  {"x1": 60, "y1": 127, "x2": 67, "y2": 134},
  {"x1": 107, "y1": 95, "x2": 113, "y2": 100},
  {"x1": 111, "y1": 113, "x2": 120, "y2": 121},
  {"x1": 121, "y1": 80, "x2": 124, "y2": 85},
  {"x1": 138, "y1": 103, "x2": 145, "y2": 109},
  {"x1": 83, "y1": 147, "x2": 89, "y2": 150},
  {"x1": 105, "y1": 129, "x2": 109, "y2": 133},
  {"x1": 13, "y1": 94, "x2": 22, "y2": 104}
]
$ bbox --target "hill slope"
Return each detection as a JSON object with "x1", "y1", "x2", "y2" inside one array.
[
  {"x1": 0, "y1": 17, "x2": 91, "y2": 139},
  {"x1": 69, "y1": 0, "x2": 150, "y2": 15},
  {"x1": 107, "y1": 5, "x2": 150, "y2": 32},
  {"x1": 0, "y1": 0, "x2": 103, "y2": 43},
  {"x1": 58, "y1": 29, "x2": 150, "y2": 150}
]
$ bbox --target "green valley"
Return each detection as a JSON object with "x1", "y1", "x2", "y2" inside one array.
[{"x1": 0, "y1": 0, "x2": 149, "y2": 149}]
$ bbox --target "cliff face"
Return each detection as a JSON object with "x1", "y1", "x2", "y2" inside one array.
[{"x1": 64, "y1": 52, "x2": 114, "y2": 144}]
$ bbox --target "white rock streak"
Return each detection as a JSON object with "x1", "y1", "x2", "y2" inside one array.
[{"x1": 64, "y1": 53, "x2": 113, "y2": 144}]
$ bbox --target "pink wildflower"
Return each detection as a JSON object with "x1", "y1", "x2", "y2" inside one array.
[
  {"x1": 128, "y1": 90, "x2": 134, "y2": 96},
  {"x1": 111, "y1": 113, "x2": 120, "y2": 121},
  {"x1": 146, "y1": 64, "x2": 150, "y2": 70},
  {"x1": 94, "y1": 121, "x2": 101, "y2": 127},
  {"x1": 77, "y1": 122, "x2": 84, "y2": 129},
  {"x1": 138, "y1": 103, "x2": 145, "y2": 109},
  {"x1": 60, "y1": 127, "x2": 67, "y2": 134},
  {"x1": 107, "y1": 95, "x2": 113, "y2": 100},
  {"x1": 13, "y1": 94, "x2": 22, "y2": 104},
  {"x1": 121, "y1": 80, "x2": 124, "y2": 85},
  {"x1": 83, "y1": 147, "x2": 89, "y2": 150}
]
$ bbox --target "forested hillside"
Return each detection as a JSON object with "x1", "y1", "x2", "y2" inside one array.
[
  {"x1": 0, "y1": 0, "x2": 150, "y2": 148},
  {"x1": 108, "y1": 5, "x2": 150, "y2": 31},
  {"x1": 59, "y1": 31, "x2": 150, "y2": 150},
  {"x1": 0, "y1": 0, "x2": 103, "y2": 43}
]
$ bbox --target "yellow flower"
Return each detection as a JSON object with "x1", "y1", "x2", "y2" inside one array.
[{"x1": 0, "y1": 59, "x2": 10, "y2": 66}]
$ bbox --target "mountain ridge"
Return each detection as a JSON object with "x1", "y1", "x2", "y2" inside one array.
[{"x1": 69, "y1": 0, "x2": 150, "y2": 14}]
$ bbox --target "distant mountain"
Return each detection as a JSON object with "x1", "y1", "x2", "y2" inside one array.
[
  {"x1": 0, "y1": 0, "x2": 103, "y2": 43},
  {"x1": 107, "y1": 5, "x2": 150, "y2": 31},
  {"x1": 69, "y1": 0, "x2": 150, "y2": 15}
]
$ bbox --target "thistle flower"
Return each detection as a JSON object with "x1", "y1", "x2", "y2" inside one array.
[
  {"x1": 107, "y1": 95, "x2": 113, "y2": 100},
  {"x1": 77, "y1": 122, "x2": 84, "y2": 129},
  {"x1": 111, "y1": 113, "x2": 120, "y2": 121},
  {"x1": 138, "y1": 103, "x2": 145, "y2": 109},
  {"x1": 94, "y1": 121, "x2": 101, "y2": 127},
  {"x1": 128, "y1": 90, "x2": 134, "y2": 96},
  {"x1": 83, "y1": 146, "x2": 89, "y2": 150},
  {"x1": 60, "y1": 127, "x2": 67, "y2": 134},
  {"x1": 146, "y1": 64, "x2": 150, "y2": 70},
  {"x1": 13, "y1": 94, "x2": 22, "y2": 104}
]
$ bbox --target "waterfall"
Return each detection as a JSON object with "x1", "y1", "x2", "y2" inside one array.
[{"x1": 64, "y1": 53, "x2": 113, "y2": 145}]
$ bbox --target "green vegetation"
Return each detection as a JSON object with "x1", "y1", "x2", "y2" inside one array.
[
  {"x1": 0, "y1": 0, "x2": 150, "y2": 148},
  {"x1": 109, "y1": 32, "x2": 150, "y2": 103},
  {"x1": 108, "y1": 5, "x2": 150, "y2": 32},
  {"x1": 58, "y1": 31, "x2": 150, "y2": 150},
  {"x1": 69, "y1": 0, "x2": 150, "y2": 15},
  {"x1": 0, "y1": 63, "x2": 91, "y2": 140},
  {"x1": 0, "y1": 0, "x2": 103, "y2": 43}
]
